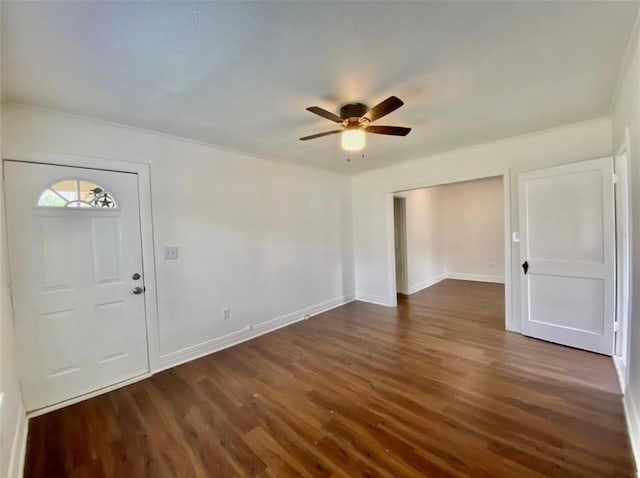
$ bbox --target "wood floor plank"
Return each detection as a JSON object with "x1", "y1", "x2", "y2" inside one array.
[{"x1": 24, "y1": 280, "x2": 635, "y2": 477}]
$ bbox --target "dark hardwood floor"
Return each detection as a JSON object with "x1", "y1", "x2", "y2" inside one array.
[{"x1": 25, "y1": 280, "x2": 634, "y2": 477}]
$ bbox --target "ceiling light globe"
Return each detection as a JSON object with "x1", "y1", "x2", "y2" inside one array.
[{"x1": 341, "y1": 129, "x2": 366, "y2": 151}]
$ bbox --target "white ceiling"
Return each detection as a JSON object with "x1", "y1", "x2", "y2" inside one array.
[{"x1": 1, "y1": 2, "x2": 637, "y2": 174}]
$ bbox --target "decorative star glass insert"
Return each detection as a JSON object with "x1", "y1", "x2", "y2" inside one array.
[{"x1": 37, "y1": 180, "x2": 118, "y2": 209}]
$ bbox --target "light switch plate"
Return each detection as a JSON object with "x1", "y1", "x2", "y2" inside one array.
[
  {"x1": 164, "y1": 246, "x2": 179, "y2": 260},
  {"x1": 512, "y1": 232, "x2": 520, "y2": 243}
]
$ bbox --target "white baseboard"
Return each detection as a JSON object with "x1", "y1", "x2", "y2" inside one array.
[
  {"x1": 354, "y1": 293, "x2": 395, "y2": 307},
  {"x1": 23, "y1": 295, "x2": 355, "y2": 419},
  {"x1": 158, "y1": 294, "x2": 355, "y2": 371},
  {"x1": 614, "y1": 355, "x2": 628, "y2": 394},
  {"x1": 27, "y1": 373, "x2": 152, "y2": 418},
  {"x1": 446, "y1": 272, "x2": 505, "y2": 284},
  {"x1": 623, "y1": 388, "x2": 640, "y2": 475},
  {"x1": 355, "y1": 273, "x2": 505, "y2": 307},
  {"x1": 407, "y1": 273, "x2": 447, "y2": 295},
  {"x1": 8, "y1": 402, "x2": 27, "y2": 478}
]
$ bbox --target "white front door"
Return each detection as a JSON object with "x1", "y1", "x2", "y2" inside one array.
[
  {"x1": 4, "y1": 161, "x2": 149, "y2": 411},
  {"x1": 519, "y1": 157, "x2": 615, "y2": 355}
]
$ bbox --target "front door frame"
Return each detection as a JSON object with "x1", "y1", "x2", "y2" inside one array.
[{"x1": 2, "y1": 153, "x2": 160, "y2": 415}]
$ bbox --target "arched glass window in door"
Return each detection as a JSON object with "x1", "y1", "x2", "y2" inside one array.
[{"x1": 37, "y1": 179, "x2": 118, "y2": 209}]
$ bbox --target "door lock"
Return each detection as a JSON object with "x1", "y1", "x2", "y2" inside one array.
[
  {"x1": 132, "y1": 286, "x2": 145, "y2": 295},
  {"x1": 132, "y1": 273, "x2": 141, "y2": 280}
]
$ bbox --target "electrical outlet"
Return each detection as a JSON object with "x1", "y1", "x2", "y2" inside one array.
[
  {"x1": 223, "y1": 308, "x2": 231, "y2": 320},
  {"x1": 164, "y1": 246, "x2": 179, "y2": 260}
]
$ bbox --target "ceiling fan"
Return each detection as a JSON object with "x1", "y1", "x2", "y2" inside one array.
[{"x1": 299, "y1": 96, "x2": 411, "y2": 152}]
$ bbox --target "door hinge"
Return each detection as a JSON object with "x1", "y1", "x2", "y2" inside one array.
[
  {"x1": 613, "y1": 173, "x2": 619, "y2": 184},
  {"x1": 614, "y1": 321, "x2": 620, "y2": 332}
]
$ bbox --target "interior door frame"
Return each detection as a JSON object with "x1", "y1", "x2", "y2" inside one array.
[
  {"x1": 2, "y1": 154, "x2": 160, "y2": 414},
  {"x1": 614, "y1": 129, "x2": 633, "y2": 391},
  {"x1": 393, "y1": 196, "x2": 409, "y2": 294},
  {"x1": 385, "y1": 170, "x2": 512, "y2": 331}
]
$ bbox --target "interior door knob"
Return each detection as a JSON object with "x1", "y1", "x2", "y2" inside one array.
[
  {"x1": 132, "y1": 273, "x2": 141, "y2": 280},
  {"x1": 132, "y1": 286, "x2": 144, "y2": 295}
]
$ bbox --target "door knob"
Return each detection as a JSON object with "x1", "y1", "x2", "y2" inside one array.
[
  {"x1": 132, "y1": 273, "x2": 141, "y2": 280},
  {"x1": 132, "y1": 286, "x2": 145, "y2": 295}
]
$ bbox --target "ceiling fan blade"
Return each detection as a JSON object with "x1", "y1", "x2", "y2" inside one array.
[
  {"x1": 366, "y1": 125, "x2": 411, "y2": 136},
  {"x1": 306, "y1": 106, "x2": 343, "y2": 123},
  {"x1": 363, "y1": 96, "x2": 404, "y2": 123},
  {"x1": 299, "y1": 130, "x2": 342, "y2": 141}
]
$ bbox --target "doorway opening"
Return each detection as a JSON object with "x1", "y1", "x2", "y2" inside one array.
[{"x1": 392, "y1": 176, "x2": 506, "y2": 325}]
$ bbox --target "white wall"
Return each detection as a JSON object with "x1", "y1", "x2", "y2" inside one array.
[
  {"x1": 352, "y1": 117, "x2": 612, "y2": 327},
  {"x1": 611, "y1": 13, "x2": 640, "y2": 465},
  {"x1": 443, "y1": 176, "x2": 504, "y2": 282},
  {"x1": 399, "y1": 187, "x2": 446, "y2": 294},
  {"x1": 0, "y1": 10, "x2": 27, "y2": 477},
  {"x1": 0, "y1": 103, "x2": 355, "y2": 371},
  {"x1": 0, "y1": 159, "x2": 25, "y2": 478}
]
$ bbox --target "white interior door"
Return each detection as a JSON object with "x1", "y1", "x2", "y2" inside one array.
[
  {"x1": 4, "y1": 161, "x2": 149, "y2": 411},
  {"x1": 519, "y1": 157, "x2": 615, "y2": 355}
]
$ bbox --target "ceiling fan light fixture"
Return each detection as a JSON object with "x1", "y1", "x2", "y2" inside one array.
[
  {"x1": 301, "y1": 96, "x2": 409, "y2": 152},
  {"x1": 341, "y1": 128, "x2": 366, "y2": 151}
]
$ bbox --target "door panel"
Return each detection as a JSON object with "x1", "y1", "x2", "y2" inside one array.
[
  {"x1": 92, "y1": 215, "x2": 122, "y2": 282},
  {"x1": 526, "y1": 170, "x2": 604, "y2": 262},
  {"x1": 519, "y1": 157, "x2": 615, "y2": 355},
  {"x1": 40, "y1": 216, "x2": 74, "y2": 287},
  {"x1": 4, "y1": 161, "x2": 149, "y2": 411},
  {"x1": 528, "y1": 275, "x2": 604, "y2": 333},
  {"x1": 44, "y1": 310, "x2": 82, "y2": 377}
]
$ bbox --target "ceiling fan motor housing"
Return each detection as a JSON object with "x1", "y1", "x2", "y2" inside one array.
[{"x1": 340, "y1": 103, "x2": 368, "y2": 121}]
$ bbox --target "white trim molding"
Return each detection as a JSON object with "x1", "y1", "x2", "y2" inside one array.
[
  {"x1": 614, "y1": 128, "x2": 633, "y2": 394},
  {"x1": 26, "y1": 293, "x2": 356, "y2": 416},
  {"x1": 356, "y1": 273, "x2": 505, "y2": 303},
  {"x1": 355, "y1": 292, "x2": 396, "y2": 307},
  {"x1": 27, "y1": 373, "x2": 152, "y2": 419},
  {"x1": 158, "y1": 294, "x2": 355, "y2": 370},
  {"x1": 7, "y1": 402, "x2": 27, "y2": 478},
  {"x1": 623, "y1": 389, "x2": 640, "y2": 474},
  {"x1": 446, "y1": 273, "x2": 505, "y2": 284},
  {"x1": 614, "y1": 355, "x2": 628, "y2": 394},
  {"x1": 407, "y1": 273, "x2": 447, "y2": 295}
]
